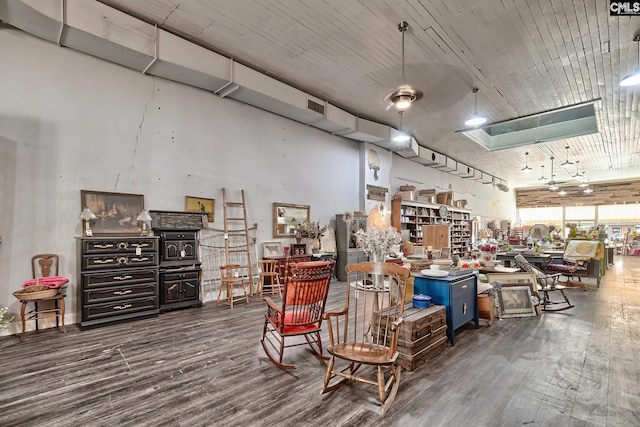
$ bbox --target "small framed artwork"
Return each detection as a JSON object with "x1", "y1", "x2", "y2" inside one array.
[
  {"x1": 494, "y1": 285, "x2": 537, "y2": 318},
  {"x1": 185, "y1": 196, "x2": 215, "y2": 222},
  {"x1": 440, "y1": 247, "x2": 451, "y2": 259},
  {"x1": 262, "y1": 241, "x2": 284, "y2": 257},
  {"x1": 486, "y1": 272, "x2": 540, "y2": 318},
  {"x1": 81, "y1": 190, "x2": 144, "y2": 235}
]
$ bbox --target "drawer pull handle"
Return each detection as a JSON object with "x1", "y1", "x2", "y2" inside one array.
[
  {"x1": 95, "y1": 258, "x2": 116, "y2": 264},
  {"x1": 113, "y1": 304, "x2": 132, "y2": 311},
  {"x1": 463, "y1": 303, "x2": 467, "y2": 315},
  {"x1": 132, "y1": 243, "x2": 150, "y2": 248},
  {"x1": 117, "y1": 257, "x2": 128, "y2": 264},
  {"x1": 114, "y1": 275, "x2": 133, "y2": 281},
  {"x1": 94, "y1": 243, "x2": 115, "y2": 249},
  {"x1": 461, "y1": 285, "x2": 467, "y2": 289},
  {"x1": 117, "y1": 242, "x2": 129, "y2": 250},
  {"x1": 131, "y1": 257, "x2": 149, "y2": 262},
  {"x1": 113, "y1": 289, "x2": 133, "y2": 296}
]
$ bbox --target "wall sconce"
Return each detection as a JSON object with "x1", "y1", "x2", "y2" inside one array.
[
  {"x1": 136, "y1": 210, "x2": 152, "y2": 236},
  {"x1": 79, "y1": 207, "x2": 97, "y2": 237}
]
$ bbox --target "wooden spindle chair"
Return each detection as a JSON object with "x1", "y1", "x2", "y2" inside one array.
[{"x1": 322, "y1": 261, "x2": 409, "y2": 415}]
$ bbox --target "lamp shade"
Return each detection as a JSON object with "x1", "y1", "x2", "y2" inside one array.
[
  {"x1": 79, "y1": 207, "x2": 97, "y2": 221},
  {"x1": 136, "y1": 209, "x2": 152, "y2": 222}
]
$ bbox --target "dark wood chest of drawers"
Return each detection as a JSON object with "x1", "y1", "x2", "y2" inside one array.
[{"x1": 77, "y1": 236, "x2": 160, "y2": 327}]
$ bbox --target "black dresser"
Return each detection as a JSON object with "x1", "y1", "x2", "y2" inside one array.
[
  {"x1": 77, "y1": 236, "x2": 160, "y2": 328},
  {"x1": 150, "y1": 211, "x2": 204, "y2": 311}
]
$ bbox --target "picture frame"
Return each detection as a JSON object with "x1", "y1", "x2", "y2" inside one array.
[
  {"x1": 494, "y1": 285, "x2": 537, "y2": 318},
  {"x1": 440, "y1": 247, "x2": 451, "y2": 259},
  {"x1": 486, "y1": 272, "x2": 540, "y2": 318},
  {"x1": 262, "y1": 241, "x2": 284, "y2": 257},
  {"x1": 80, "y1": 190, "x2": 144, "y2": 235},
  {"x1": 185, "y1": 196, "x2": 215, "y2": 222}
]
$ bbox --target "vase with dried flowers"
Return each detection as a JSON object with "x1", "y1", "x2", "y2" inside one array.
[{"x1": 299, "y1": 220, "x2": 327, "y2": 253}]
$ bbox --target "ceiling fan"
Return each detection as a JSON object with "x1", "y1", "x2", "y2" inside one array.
[{"x1": 383, "y1": 21, "x2": 423, "y2": 111}]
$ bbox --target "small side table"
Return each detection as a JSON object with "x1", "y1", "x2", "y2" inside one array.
[{"x1": 17, "y1": 293, "x2": 66, "y2": 340}]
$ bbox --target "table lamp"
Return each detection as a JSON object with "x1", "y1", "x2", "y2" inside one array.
[
  {"x1": 136, "y1": 209, "x2": 152, "y2": 236},
  {"x1": 79, "y1": 207, "x2": 97, "y2": 237}
]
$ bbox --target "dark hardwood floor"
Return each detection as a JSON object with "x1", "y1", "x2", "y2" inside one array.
[{"x1": 1, "y1": 256, "x2": 639, "y2": 426}]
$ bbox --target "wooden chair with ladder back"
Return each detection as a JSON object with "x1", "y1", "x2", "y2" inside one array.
[
  {"x1": 261, "y1": 260, "x2": 335, "y2": 370},
  {"x1": 257, "y1": 259, "x2": 282, "y2": 299},
  {"x1": 322, "y1": 261, "x2": 409, "y2": 415},
  {"x1": 217, "y1": 264, "x2": 250, "y2": 309}
]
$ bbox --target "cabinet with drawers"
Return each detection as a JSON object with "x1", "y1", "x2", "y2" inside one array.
[
  {"x1": 413, "y1": 272, "x2": 478, "y2": 345},
  {"x1": 77, "y1": 236, "x2": 160, "y2": 328}
]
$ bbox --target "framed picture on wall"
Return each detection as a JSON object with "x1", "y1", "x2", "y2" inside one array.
[
  {"x1": 185, "y1": 196, "x2": 215, "y2": 222},
  {"x1": 80, "y1": 190, "x2": 144, "y2": 235},
  {"x1": 262, "y1": 242, "x2": 284, "y2": 257}
]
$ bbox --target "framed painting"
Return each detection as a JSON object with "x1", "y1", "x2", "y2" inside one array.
[
  {"x1": 262, "y1": 241, "x2": 284, "y2": 257},
  {"x1": 185, "y1": 196, "x2": 215, "y2": 222},
  {"x1": 486, "y1": 272, "x2": 540, "y2": 318},
  {"x1": 80, "y1": 190, "x2": 144, "y2": 235}
]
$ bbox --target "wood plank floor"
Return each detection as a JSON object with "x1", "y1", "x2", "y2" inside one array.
[{"x1": 1, "y1": 256, "x2": 639, "y2": 426}]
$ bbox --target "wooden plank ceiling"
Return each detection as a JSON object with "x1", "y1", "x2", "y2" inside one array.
[{"x1": 97, "y1": 0, "x2": 640, "y2": 194}]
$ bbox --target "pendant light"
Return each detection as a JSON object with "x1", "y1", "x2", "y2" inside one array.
[
  {"x1": 560, "y1": 146, "x2": 573, "y2": 168},
  {"x1": 464, "y1": 88, "x2": 487, "y2": 127},
  {"x1": 584, "y1": 187, "x2": 594, "y2": 194},
  {"x1": 537, "y1": 165, "x2": 548, "y2": 182},
  {"x1": 383, "y1": 22, "x2": 423, "y2": 111},
  {"x1": 620, "y1": 34, "x2": 640, "y2": 87},
  {"x1": 520, "y1": 152, "x2": 533, "y2": 172},
  {"x1": 572, "y1": 160, "x2": 583, "y2": 178},
  {"x1": 548, "y1": 157, "x2": 559, "y2": 190},
  {"x1": 392, "y1": 111, "x2": 411, "y2": 143}
]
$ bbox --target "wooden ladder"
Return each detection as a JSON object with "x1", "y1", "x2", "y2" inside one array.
[{"x1": 222, "y1": 188, "x2": 255, "y2": 294}]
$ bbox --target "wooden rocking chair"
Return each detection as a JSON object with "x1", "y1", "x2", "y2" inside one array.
[
  {"x1": 322, "y1": 261, "x2": 409, "y2": 415},
  {"x1": 514, "y1": 254, "x2": 574, "y2": 312},
  {"x1": 260, "y1": 260, "x2": 335, "y2": 370}
]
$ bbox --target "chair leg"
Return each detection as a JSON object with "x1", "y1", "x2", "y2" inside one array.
[
  {"x1": 19, "y1": 302, "x2": 26, "y2": 341},
  {"x1": 59, "y1": 297, "x2": 66, "y2": 334},
  {"x1": 380, "y1": 364, "x2": 402, "y2": 415}
]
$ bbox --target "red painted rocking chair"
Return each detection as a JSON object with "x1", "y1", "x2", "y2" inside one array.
[{"x1": 261, "y1": 260, "x2": 335, "y2": 370}]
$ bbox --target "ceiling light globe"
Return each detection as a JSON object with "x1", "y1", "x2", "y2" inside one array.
[
  {"x1": 392, "y1": 133, "x2": 411, "y2": 143},
  {"x1": 620, "y1": 67, "x2": 640, "y2": 86},
  {"x1": 464, "y1": 116, "x2": 487, "y2": 127},
  {"x1": 393, "y1": 96, "x2": 413, "y2": 110}
]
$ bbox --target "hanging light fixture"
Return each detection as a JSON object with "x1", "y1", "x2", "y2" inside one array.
[
  {"x1": 384, "y1": 21, "x2": 423, "y2": 111},
  {"x1": 392, "y1": 111, "x2": 411, "y2": 143},
  {"x1": 537, "y1": 164, "x2": 548, "y2": 182},
  {"x1": 560, "y1": 146, "x2": 574, "y2": 168},
  {"x1": 620, "y1": 34, "x2": 640, "y2": 87},
  {"x1": 464, "y1": 88, "x2": 487, "y2": 127},
  {"x1": 584, "y1": 187, "x2": 594, "y2": 194},
  {"x1": 558, "y1": 189, "x2": 567, "y2": 196},
  {"x1": 520, "y1": 152, "x2": 533, "y2": 172},
  {"x1": 572, "y1": 160, "x2": 583, "y2": 178},
  {"x1": 548, "y1": 157, "x2": 559, "y2": 190}
]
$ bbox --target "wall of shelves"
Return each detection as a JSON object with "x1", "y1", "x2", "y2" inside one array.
[{"x1": 391, "y1": 198, "x2": 472, "y2": 258}]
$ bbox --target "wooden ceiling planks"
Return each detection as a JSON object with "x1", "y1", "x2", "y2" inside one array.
[{"x1": 516, "y1": 179, "x2": 640, "y2": 208}]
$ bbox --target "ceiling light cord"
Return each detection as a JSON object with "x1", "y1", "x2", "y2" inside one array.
[
  {"x1": 400, "y1": 21, "x2": 406, "y2": 87},
  {"x1": 521, "y1": 151, "x2": 533, "y2": 172},
  {"x1": 465, "y1": 88, "x2": 487, "y2": 127}
]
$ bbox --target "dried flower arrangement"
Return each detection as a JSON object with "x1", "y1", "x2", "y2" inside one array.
[
  {"x1": 0, "y1": 306, "x2": 13, "y2": 332},
  {"x1": 298, "y1": 220, "x2": 326, "y2": 239},
  {"x1": 355, "y1": 227, "x2": 401, "y2": 259}
]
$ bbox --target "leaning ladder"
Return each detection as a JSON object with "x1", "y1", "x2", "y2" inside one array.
[{"x1": 222, "y1": 188, "x2": 255, "y2": 294}]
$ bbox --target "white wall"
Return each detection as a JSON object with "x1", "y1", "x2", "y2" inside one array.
[
  {"x1": 0, "y1": 28, "x2": 361, "y2": 332},
  {"x1": 0, "y1": 27, "x2": 517, "y2": 334}
]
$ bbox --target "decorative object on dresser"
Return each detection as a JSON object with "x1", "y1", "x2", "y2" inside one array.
[
  {"x1": 76, "y1": 236, "x2": 160, "y2": 328},
  {"x1": 79, "y1": 207, "x2": 98, "y2": 237},
  {"x1": 80, "y1": 190, "x2": 145, "y2": 235},
  {"x1": 150, "y1": 210, "x2": 205, "y2": 312},
  {"x1": 414, "y1": 271, "x2": 478, "y2": 345},
  {"x1": 290, "y1": 243, "x2": 307, "y2": 255},
  {"x1": 262, "y1": 241, "x2": 284, "y2": 257}
]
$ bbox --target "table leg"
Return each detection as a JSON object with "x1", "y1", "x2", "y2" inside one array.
[{"x1": 34, "y1": 301, "x2": 39, "y2": 331}]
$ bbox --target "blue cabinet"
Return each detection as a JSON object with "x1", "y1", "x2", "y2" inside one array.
[{"x1": 414, "y1": 273, "x2": 478, "y2": 345}]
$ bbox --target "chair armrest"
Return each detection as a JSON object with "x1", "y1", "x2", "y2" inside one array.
[
  {"x1": 390, "y1": 316, "x2": 403, "y2": 331},
  {"x1": 263, "y1": 297, "x2": 282, "y2": 315},
  {"x1": 324, "y1": 308, "x2": 348, "y2": 320}
]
